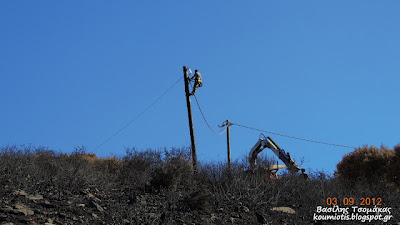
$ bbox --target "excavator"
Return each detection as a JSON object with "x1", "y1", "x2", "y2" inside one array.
[{"x1": 249, "y1": 134, "x2": 309, "y2": 179}]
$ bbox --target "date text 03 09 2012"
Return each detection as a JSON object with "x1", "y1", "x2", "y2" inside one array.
[{"x1": 326, "y1": 197, "x2": 382, "y2": 206}]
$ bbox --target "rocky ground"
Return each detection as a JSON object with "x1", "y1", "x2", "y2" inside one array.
[{"x1": 0, "y1": 185, "x2": 305, "y2": 224}]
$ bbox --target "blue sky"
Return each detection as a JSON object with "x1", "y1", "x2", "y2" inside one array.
[{"x1": 1, "y1": 1, "x2": 399, "y2": 174}]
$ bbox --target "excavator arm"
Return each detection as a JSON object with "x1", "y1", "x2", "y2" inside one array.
[{"x1": 249, "y1": 135, "x2": 307, "y2": 176}]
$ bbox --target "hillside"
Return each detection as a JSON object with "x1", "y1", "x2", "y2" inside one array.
[{"x1": 0, "y1": 146, "x2": 399, "y2": 224}]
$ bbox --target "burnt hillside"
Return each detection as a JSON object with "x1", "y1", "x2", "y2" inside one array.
[{"x1": 0, "y1": 146, "x2": 399, "y2": 224}]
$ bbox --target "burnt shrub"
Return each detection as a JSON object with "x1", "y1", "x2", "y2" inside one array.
[
  {"x1": 181, "y1": 188, "x2": 212, "y2": 213},
  {"x1": 149, "y1": 147, "x2": 193, "y2": 191},
  {"x1": 390, "y1": 144, "x2": 400, "y2": 186},
  {"x1": 151, "y1": 156, "x2": 193, "y2": 191},
  {"x1": 162, "y1": 147, "x2": 194, "y2": 188},
  {"x1": 0, "y1": 145, "x2": 120, "y2": 194},
  {"x1": 335, "y1": 144, "x2": 397, "y2": 187},
  {"x1": 118, "y1": 148, "x2": 163, "y2": 191}
]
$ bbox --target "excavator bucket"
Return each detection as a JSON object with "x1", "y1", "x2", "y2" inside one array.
[{"x1": 268, "y1": 165, "x2": 286, "y2": 170}]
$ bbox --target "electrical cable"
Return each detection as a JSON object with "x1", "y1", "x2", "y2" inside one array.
[
  {"x1": 230, "y1": 122, "x2": 355, "y2": 149},
  {"x1": 189, "y1": 83, "x2": 227, "y2": 135},
  {"x1": 93, "y1": 68, "x2": 354, "y2": 151},
  {"x1": 93, "y1": 76, "x2": 183, "y2": 151}
]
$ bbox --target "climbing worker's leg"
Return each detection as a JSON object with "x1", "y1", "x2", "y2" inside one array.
[{"x1": 190, "y1": 81, "x2": 199, "y2": 95}]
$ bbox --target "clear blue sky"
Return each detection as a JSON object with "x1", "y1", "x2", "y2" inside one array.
[{"x1": 1, "y1": 1, "x2": 399, "y2": 174}]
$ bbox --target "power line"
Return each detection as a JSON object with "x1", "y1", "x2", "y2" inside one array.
[
  {"x1": 190, "y1": 83, "x2": 227, "y2": 135},
  {"x1": 192, "y1": 93, "x2": 227, "y2": 135},
  {"x1": 93, "y1": 68, "x2": 354, "y2": 152},
  {"x1": 93, "y1": 76, "x2": 183, "y2": 151},
  {"x1": 230, "y1": 122, "x2": 356, "y2": 149},
  {"x1": 191, "y1": 91, "x2": 354, "y2": 148},
  {"x1": 188, "y1": 72, "x2": 353, "y2": 148}
]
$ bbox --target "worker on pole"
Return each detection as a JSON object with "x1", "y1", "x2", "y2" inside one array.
[{"x1": 189, "y1": 69, "x2": 202, "y2": 95}]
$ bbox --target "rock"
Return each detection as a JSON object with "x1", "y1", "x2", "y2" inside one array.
[
  {"x1": 242, "y1": 206, "x2": 250, "y2": 213},
  {"x1": 211, "y1": 214, "x2": 217, "y2": 221},
  {"x1": 270, "y1": 207, "x2": 295, "y2": 214},
  {"x1": 28, "y1": 194, "x2": 44, "y2": 201},
  {"x1": 13, "y1": 204, "x2": 34, "y2": 216},
  {"x1": 76, "y1": 204, "x2": 85, "y2": 207},
  {"x1": 41, "y1": 200, "x2": 54, "y2": 208},
  {"x1": 13, "y1": 190, "x2": 27, "y2": 196},
  {"x1": 229, "y1": 217, "x2": 235, "y2": 223},
  {"x1": 92, "y1": 213, "x2": 98, "y2": 219}
]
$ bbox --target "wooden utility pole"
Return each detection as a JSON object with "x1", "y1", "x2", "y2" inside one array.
[
  {"x1": 226, "y1": 120, "x2": 231, "y2": 169},
  {"x1": 183, "y1": 66, "x2": 198, "y2": 172}
]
